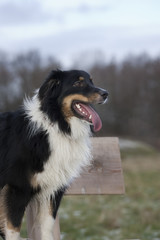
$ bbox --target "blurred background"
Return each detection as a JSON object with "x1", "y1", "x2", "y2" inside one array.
[{"x1": 0, "y1": 0, "x2": 160, "y2": 239}]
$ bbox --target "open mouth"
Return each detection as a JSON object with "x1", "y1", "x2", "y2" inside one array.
[{"x1": 72, "y1": 101, "x2": 102, "y2": 132}]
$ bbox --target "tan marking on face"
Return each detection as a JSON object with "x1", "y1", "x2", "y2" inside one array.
[
  {"x1": 79, "y1": 76, "x2": 84, "y2": 81},
  {"x1": 62, "y1": 94, "x2": 89, "y2": 120},
  {"x1": 87, "y1": 93, "x2": 102, "y2": 104}
]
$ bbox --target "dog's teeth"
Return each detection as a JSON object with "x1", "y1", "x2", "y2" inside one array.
[
  {"x1": 89, "y1": 115, "x2": 92, "y2": 120},
  {"x1": 75, "y1": 104, "x2": 87, "y2": 115},
  {"x1": 76, "y1": 104, "x2": 81, "y2": 109}
]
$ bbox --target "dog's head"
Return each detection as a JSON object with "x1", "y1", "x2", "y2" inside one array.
[{"x1": 38, "y1": 70, "x2": 108, "y2": 134}]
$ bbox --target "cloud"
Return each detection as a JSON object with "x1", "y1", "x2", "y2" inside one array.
[
  {"x1": 0, "y1": 0, "x2": 160, "y2": 68},
  {"x1": 5, "y1": 25, "x2": 159, "y2": 67},
  {"x1": 0, "y1": 0, "x2": 61, "y2": 26},
  {"x1": 0, "y1": 0, "x2": 111, "y2": 27},
  {"x1": 76, "y1": 2, "x2": 111, "y2": 14}
]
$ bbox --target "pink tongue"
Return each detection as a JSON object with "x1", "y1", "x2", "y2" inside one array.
[{"x1": 80, "y1": 104, "x2": 102, "y2": 132}]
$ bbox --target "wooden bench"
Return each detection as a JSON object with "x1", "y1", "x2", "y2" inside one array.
[{"x1": 26, "y1": 137, "x2": 125, "y2": 240}]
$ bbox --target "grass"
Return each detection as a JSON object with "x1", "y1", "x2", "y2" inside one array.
[{"x1": 20, "y1": 139, "x2": 160, "y2": 240}]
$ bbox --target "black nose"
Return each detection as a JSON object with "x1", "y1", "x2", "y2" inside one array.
[
  {"x1": 99, "y1": 88, "x2": 109, "y2": 101},
  {"x1": 101, "y1": 91, "x2": 108, "y2": 99}
]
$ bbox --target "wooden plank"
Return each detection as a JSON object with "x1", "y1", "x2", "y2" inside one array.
[
  {"x1": 66, "y1": 137, "x2": 125, "y2": 195},
  {"x1": 26, "y1": 137, "x2": 125, "y2": 240}
]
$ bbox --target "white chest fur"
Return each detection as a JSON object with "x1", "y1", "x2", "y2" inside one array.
[
  {"x1": 24, "y1": 96, "x2": 92, "y2": 200},
  {"x1": 34, "y1": 118, "x2": 92, "y2": 199}
]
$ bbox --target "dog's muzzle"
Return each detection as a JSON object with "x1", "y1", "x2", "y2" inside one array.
[{"x1": 94, "y1": 87, "x2": 109, "y2": 104}]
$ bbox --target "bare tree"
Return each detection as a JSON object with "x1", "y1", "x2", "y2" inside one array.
[{"x1": 0, "y1": 50, "x2": 160, "y2": 147}]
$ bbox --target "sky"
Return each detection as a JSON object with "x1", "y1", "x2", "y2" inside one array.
[{"x1": 0, "y1": 0, "x2": 160, "y2": 67}]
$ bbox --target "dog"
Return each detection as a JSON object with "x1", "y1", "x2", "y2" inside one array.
[{"x1": 0, "y1": 69, "x2": 108, "y2": 240}]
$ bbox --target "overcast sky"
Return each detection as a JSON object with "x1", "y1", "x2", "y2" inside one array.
[{"x1": 0, "y1": 0, "x2": 160, "y2": 67}]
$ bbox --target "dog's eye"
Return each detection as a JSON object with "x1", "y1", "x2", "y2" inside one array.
[{"x1": 73, "y1": 81, "x2": 84, "y2": 87}]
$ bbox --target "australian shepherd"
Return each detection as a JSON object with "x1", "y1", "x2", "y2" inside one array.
[{"x1": 0, "y1": 70, "x2": 108, "y2": 240}]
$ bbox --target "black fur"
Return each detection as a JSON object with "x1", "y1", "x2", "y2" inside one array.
[
  {"x1": 0, "y1": 110, "x2": 49, "y2": 238},
  {"x1": 0, "y1": 110, "x2": 50, "y2": 188},
  {"x1": 0, "y1": 70, "x2": 108, "y2": 239},
  {"x1": 52, "y1": 187, "x2": 67, "y2": 219}
]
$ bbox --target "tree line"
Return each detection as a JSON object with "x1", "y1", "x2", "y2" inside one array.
[{"x1": 0, "y1": 51, "x2": 160, "y2": 148}]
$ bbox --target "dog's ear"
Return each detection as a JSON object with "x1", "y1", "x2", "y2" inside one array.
[{"x1": 39, "y1": 70, "x2": 62, "y2": 100}]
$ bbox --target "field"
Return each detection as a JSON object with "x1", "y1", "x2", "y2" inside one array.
[{"x1": 20, "y1": 139, "x2": 160, "y2": 239}]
